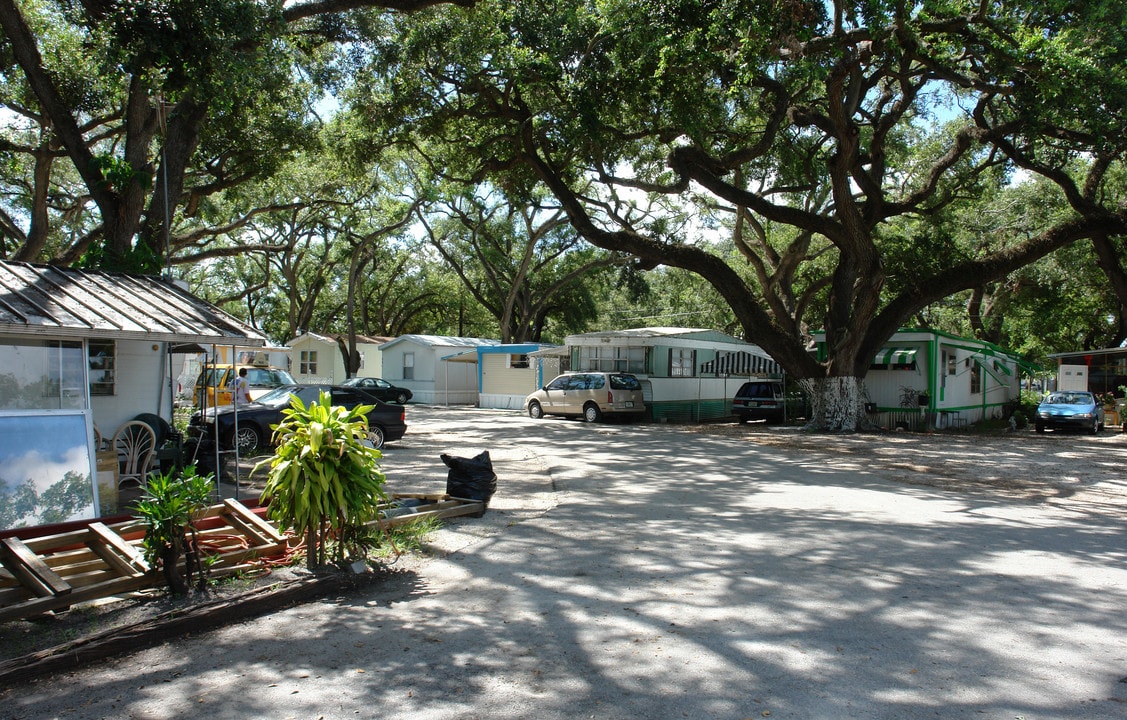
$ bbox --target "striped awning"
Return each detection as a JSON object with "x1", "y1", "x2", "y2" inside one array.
[
  {"x1": 700, "y1": 350, "x2": 781, "y2": 376},
  {"x1": 874, "y1": 347, "x2": 918, "y2": 365}
]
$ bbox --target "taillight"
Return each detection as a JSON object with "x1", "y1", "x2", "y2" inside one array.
[{"x1": 607, "y1": 391, "x2": 614, "y2": 404}]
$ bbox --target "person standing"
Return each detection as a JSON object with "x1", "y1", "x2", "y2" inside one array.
[{"x1": 231, "y1": 367, "x2": 251, "y2": 404}]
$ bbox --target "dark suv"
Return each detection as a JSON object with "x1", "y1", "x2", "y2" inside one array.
[{"x1": 733, "y1": 380, "x2": 786, "y2": 423}]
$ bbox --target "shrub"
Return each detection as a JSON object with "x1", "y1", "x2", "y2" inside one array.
[
  {"x1": 134, "y1": 465, "x2": 215, "y2": 595},
  {"x1": 259, "y1": 391, "x2": 386, "y2": 570}
]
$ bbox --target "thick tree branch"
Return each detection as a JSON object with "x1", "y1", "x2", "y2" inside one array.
[{"x1": 283, "y1": 0, "x2": 474, "y2": 22}]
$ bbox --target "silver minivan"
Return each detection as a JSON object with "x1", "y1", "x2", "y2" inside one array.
[{"x1": 525, "y1": 372, "x2": 646, "y2": 422}]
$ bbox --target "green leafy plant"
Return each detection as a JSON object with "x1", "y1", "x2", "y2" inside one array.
[
  {"x1": 134, "y1": 465, "x2": 215, "y2": 596},
  {"x1": 259, "y1": 391, "x2": 387, "y2": 571},
  {"x1": 372, "y1": 516, "x2": 441, "y2": 559}
]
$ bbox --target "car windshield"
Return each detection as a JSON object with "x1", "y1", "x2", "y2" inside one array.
[
  {"x1": 198, "y1": 367, "x2": 224, "y2": 387},
  {"x1": 251, "y1": 386, "x2": 324, "y2": 408},
  {"x1": 342, "y1": 377, "x2": 387, "y2": 388},
  {"x1": 739, "y1": 382, "x2": 779, "y2": 398},
  {"x1": 1045, "y1": 393, "x2": 1093, "y2": 405},
  {"x1": 245, "y1": 368, "x2": 295, "y2": 386}
]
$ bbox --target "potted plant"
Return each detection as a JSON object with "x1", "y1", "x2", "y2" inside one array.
[
  {"x1": 134, "y1": 465, "x2": 215, "y2": 595},
  {"x1": 259, "y1": 391, "x2": 387, "y2": 571}
]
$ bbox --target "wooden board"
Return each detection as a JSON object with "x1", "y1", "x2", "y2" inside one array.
[
  {"x1": 0, "y1": 494, "x2": 483, "y2": 623},
  {"x1": 0, "y1": 538, "x2": 71, "y2": 598}
]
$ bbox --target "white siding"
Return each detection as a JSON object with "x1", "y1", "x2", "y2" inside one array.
[
  {"x1": 90, "y1": 339, "x2": 170, "y2": 436},
  {"x1": 381, "y1": 339, "x2": 483, "y2": 404},
  {"x1": 1058, "y1": 364, "x2": 1088, "y2": 391}
]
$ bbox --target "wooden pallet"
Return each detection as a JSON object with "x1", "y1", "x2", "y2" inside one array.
[{"x1": 0, "y1": 494, "x2": 483, "y2": 623}]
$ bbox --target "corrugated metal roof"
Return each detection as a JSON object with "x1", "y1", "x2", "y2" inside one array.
[
  {"x1": 0, "y1": 261, "x2": 266, "y2": 346},
  {"x1": 565, "y1": 327, "x2": 748, "y2": 345},
  {"x1": 379, "y1": 334, "x2": 501, "y2": 349}
]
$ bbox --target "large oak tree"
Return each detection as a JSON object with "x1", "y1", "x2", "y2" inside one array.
[{"x1": 350, "y1": 0, "x2": 1127, "y2": 429}]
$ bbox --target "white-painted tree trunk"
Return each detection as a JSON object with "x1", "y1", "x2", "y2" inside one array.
[{"x1": 801, "y1": 376, "x2": 867, "y2": 432}]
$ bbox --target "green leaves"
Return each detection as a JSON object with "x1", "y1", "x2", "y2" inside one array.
[
  {"x1": 134, "y1": 464, "x2": 215, "y2": 575},
  {"x1": 259, "y1": 390, "x2": 387, "y2": 569}
]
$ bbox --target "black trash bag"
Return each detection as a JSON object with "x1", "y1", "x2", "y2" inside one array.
[{"x1": 441, "y1": 451, "x2": 498, "y2": 507}]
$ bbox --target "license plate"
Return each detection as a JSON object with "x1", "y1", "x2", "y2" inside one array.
[{"x1": 624, "y1": 401, "x2": 634, "y2": 408}]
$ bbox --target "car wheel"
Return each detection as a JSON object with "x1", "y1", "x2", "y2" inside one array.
[
  {"x1": 1090, "y1": 418, "x2": 1099, "y2": 435},
  {"x1": 395, "y1": 392, "x2": 409, "y2": 404},
  {"x1": 234, "y1": 425, "x2": 261, "y2": 455},
  {"x1": 528, "y1": 401, "x2": 544, "y2": 419},
  {"x1": 583, "y1": 403, "x2": 603, "y2": 423},
  {"x1": 366, "y1": 425, "x2": 386, "y2": 449}
]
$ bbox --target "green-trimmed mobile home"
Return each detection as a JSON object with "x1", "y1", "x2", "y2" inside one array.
[
  {"x1": 814, "y1": 329, "x2": 1023, "y2": 430},
  {"x1": 562, "y1": 327, "x2": 781, "y2": 422}
]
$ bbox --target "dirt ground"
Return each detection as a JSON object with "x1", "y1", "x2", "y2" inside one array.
[
  {"x1": 701, "y1": 422, "x2": 1127, "y2": 503},
  {"x1": 3, "y1": 420, "x2": 1125, "y2": 671}
]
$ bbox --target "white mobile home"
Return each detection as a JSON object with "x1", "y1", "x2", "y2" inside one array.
[
  {"x1": 378, "y1": 335, "x2": 500, "y2": 404},
  {"x1": 286, "y1": 332, "x2": 391, "y2": 384},
  {"x1": 0, "y1": 261, "x2": 266, "y2": 529},
  {"x1": 562, "y1": 327, "x2": 781, "y2": 422},
  {"x1": 814, "y1": 328, "x2": 1023, "y2": 429}
]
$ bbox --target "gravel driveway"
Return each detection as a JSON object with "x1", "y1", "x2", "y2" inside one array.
[{"x1": 3, "y1": 405, "x2": 1126, "y2": 719}]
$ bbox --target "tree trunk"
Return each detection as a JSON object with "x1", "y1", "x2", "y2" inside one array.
[
  {"x1": 159, "y1": 543, "x2": 188, "y2": 596},
  {"x1": 139, "y1": 96, "x2": 209, "y2": 264},
  {"x1": 802, "y1": 376, "x2": 867, "y2": 432},
  {"x1": 306, "y1": 526, "x2": 318, "y2": 571},
  {"x1": 10, "y1": 139, "x2": 54, "y2": 262},
  {"x1": 1091, "y1": 233, "x2": 1127, "y2": 343}
]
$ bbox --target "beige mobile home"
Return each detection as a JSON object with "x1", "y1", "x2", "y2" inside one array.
[{"x1": 286, "y1": 332, "x2": 391, "y2": 384}]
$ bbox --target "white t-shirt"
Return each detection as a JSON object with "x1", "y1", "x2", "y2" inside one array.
[{"x1": 231, "y1": 374, "x2": 251, "y2": 404}]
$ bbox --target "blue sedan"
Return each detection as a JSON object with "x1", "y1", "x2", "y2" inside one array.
[{"x1": 1034, "y1": 391, "x2": 1105, "y2": 434}]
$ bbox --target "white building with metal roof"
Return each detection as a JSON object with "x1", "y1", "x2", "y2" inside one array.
[
  {"x1": 378, "y1": 334, "x2": 501, "y2": 404},
  {"x1": 0, "y1": 261, "x2": 266, "y2": 529}
]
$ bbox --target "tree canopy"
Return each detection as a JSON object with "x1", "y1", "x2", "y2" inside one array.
[
  {"x1": 0, "y1": 0, "x2": 474, "y2": 271},
  {"x1": 3, "y1": 0, "x2": 1127, "y2": 431},
  {"x1": 343, "y1": 0, "x2": 1127, "y2": 428}
]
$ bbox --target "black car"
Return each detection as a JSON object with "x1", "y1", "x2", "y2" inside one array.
[
  {"x1": 732, "y1": 380, "x2": 786, "y2": 423},
  {"x1": 187, "y1": 384, "x2": 407, "y2": 456},
  {"x1": 340, "y1": 377, "x2": 413, "y2": 404}
]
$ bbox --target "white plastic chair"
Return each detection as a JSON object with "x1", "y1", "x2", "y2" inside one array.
[{"x1": 112, "y1": 420, "x2": 157, "y2": 489}]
